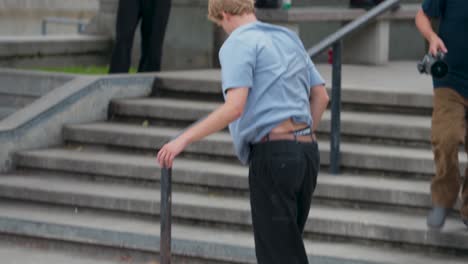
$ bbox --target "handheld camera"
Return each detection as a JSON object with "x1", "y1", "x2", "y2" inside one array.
[{"x1": 417, "y1": 52, "x2": 448, "y2": 79}]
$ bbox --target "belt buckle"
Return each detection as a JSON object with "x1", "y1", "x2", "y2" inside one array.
[{"x1": 293, "y1": 126, "x2": 311, "y2": 137}]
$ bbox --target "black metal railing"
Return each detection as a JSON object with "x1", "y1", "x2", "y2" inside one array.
[
  {"x1": 160, "y1": 167, "x2": 172, "y2": 264},
  {"x1": 307, "y1": 0, "x2": 401, "y2": 174},
  {"x1": 41, "y1": 17, "x2": 88, "y2": 35}
]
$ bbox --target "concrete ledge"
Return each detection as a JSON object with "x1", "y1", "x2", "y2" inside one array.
[
  {"x1": 257, "y1": 4, "x2": 419, "y2": 65},
  {"x1": 0, "y1": 0, "x2": 98, "y2": 35},
  {"x1": 0, "y1": 0, "x2": 98, "y2": 12},
  {"x1": 0, "y1": 68, "x2": 75, "y2": 96},
  {"x1": 0, "y1": 72, "x2": 155, "y2": 172},
  {"x1": 99, "y1": 0, "x2": 208, "y2": 14},
  {"x1": 0, "y1": 35, "x2": 112, "y2": 68},
  {"x1": 256, "y1": 4, "x2": 419, "y2": 22},
  {"x1": 0, "y1": 35, "x2": 111, "y2": 58}
]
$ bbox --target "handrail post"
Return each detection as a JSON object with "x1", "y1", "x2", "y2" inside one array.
[
  {"x1": 41, "y1": 20, "x2": 47, "y2": 35},
  {"x1": 306, "y1": 0, "x2": 401, "y2": 175},
  {"x1": 78, "y1": 23, "x2": 85, "y2": 34},
  {"x1": 160, "y1": 167, "x2": 172, "y2": 264},
  {"x1": 330, "y1": 41, "x2": 342, "y2": 174}
]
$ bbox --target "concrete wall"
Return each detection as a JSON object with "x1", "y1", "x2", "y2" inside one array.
[
  {"x1": 0, "y1": 35, "x2": 112, "y2": 68},
  {"x1": 88, "y1": 0, "x2": 214, "y2": 71},
  {"x1": 0, "y1": 70, "x2": 155, "y2": 172},
  {"x1": 0, "y1": 0, "x2": 99, "y2": 35},
  {"x1": 90, "y1": 0, "x2": 425, "y2": 71},
  {"x1": 0, "y1": 0, "x2": 424, "y2": 70},
  {"x1": 295, "y1": 1, "x2": 425, "y2": 61}
]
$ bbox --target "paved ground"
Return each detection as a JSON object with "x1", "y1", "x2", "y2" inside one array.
[{"x1": 155, "y1": 61, "x2": 434, "y2": 95}]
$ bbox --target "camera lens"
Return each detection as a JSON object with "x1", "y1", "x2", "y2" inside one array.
[{"x1": 431, "y1": 60, "x2": 448, "y2": 79}]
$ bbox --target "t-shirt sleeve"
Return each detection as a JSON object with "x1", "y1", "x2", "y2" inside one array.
[
  {"x1": 422, "y1": 0, "x2": 445, "y2": 18},
  {"x1": 308, "y1": 60, "x2": 325, "y2": 89},
  {"x1": 219, "y1": 38, "x2": 256, "y2": 94}
]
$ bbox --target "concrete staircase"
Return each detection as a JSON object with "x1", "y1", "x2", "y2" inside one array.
[{"x1": 0, "y1": 65, "x2": 467, "y2": 263}]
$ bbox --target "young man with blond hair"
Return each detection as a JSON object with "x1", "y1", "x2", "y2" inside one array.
[{"x1": 157, "y1": 0, "x2": 329, "y2": 262}]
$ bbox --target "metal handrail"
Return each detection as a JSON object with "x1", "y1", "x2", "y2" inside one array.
[
  {"x1": 308, "y1": 0, "x2": 400, "y2": 57},
  {"x1": 160, "y1": 167, "x2": 172, "y2": 264},
  {"x1": 159, "y1": 115, "x2": 206, "y2": 264},
  {"x1": 307, "y1": 0, "x2": 401, "y2": 174},
  {"x1": 41, "y1": 17, "x2": 88, "y2": 35}
]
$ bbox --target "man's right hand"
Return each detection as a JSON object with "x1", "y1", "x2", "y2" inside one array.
[
  {"x1": 415, "y1": 9, "x2": 448, "y2": 56},
  {"x1": 428, "y1": 34, "x2": 448, "y2": 56}
]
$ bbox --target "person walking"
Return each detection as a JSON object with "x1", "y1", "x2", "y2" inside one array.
[
  {"x1": 415, "y1": 0, "x2": 468, "y2": 230},
  {"x1": 156, "y1": 0, "x2": 329, "y2": 262},
  {"x1": 109, "y1": 0, "x2": 171, "y2": 73}
]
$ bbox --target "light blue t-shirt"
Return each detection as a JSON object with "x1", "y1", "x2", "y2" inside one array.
[{"x1": 219, "y1": 21, "x2": 325, "y2": 165}]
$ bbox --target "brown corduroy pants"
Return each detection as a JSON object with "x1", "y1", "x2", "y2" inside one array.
[{"x1": 431, "y1": 88, "x2": 468, "y2": 219}]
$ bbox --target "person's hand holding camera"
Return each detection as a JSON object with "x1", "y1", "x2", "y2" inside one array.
[{"x1": 428, "y1": 33, "x2": 448, "y2": 56}]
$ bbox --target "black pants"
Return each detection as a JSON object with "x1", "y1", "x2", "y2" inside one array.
[
  {"x1": 249, "y1": 140, "x2": 319, "y2": 264},
  {"x1": 109, "y1": 0, "x2": 171, "y2": 73}
]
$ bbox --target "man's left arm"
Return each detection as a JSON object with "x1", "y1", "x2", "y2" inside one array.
[
  {"x1": 309, "y1": 85, "x2": 329, "y2": 132},
  {"x1": 156, "y1": 87, "x2": 249, "y2": 168}
]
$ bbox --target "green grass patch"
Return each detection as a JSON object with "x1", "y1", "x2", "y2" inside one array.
[{"x1": 35, "y1": 66, "x2": 137, "y2": 75}]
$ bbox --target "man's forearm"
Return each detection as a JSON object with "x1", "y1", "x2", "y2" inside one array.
[
  {"x1": 415, "y1": 9, "x2": 437, "y2": 43},
  {"x1": 309, "y1": 85, "x2": 329, "y2": 132},
  {"x1": 176, "y1": 87, "x2": 248, "y2": 146},
  {"x1": 156, "y1": 87, "x2": 248, "y2": 168},
  {"x1": 177, "y1": 103, "x2": 240, "y2": 146}
]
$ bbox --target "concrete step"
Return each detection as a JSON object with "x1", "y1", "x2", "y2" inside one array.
[
  {"x1": 153, "y1": 66, "x2": 433, "y2": 111},
  {"x1": 62, "y1": 122, "x2": 465, "y2": 175},
  {"x1": 0, "y1": 240, "x2": 134, "y2": 264},
  {"x1": 0, "y1": 200, "x2": 465, "y2": 264},
  {"x1": 15, "y1": 148, "x2": 432, "y2": 209},
  {"x1": 111, "y1": 98, "x2": 432, "y2": 142},
  {"x1": 111, "y1": 97, "x2": 218, "y2": 121},
  {"x1": 0, "y1": 176, "x2": 466, "y2": 253}
]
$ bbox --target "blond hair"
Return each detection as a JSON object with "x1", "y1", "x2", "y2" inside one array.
[{"x1": 208, "y1": 0, "x2": 255, "y2": 23}]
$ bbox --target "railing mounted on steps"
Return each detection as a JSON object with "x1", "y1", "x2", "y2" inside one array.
[
  {"x1": 160, "y1": 167, "x2": 172, "y2": 264},
  {"x1": 158, "y1": 1, "x2": 402, "y2": 261},
  {"x1": 307, "y1": 0, "x2": 401, "y2": 174},
  {"x1": 41, "y1": 17, "x2": 88, "y2": 35}
]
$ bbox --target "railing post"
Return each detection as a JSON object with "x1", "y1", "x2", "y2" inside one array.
[
  {"x1": 330, "y1": 41, "x2": 342, "y2": 174},
  {"x1": 41, "y1": 20, "x2": 47, "y2": 35},
  {"x1": 160, "y1": 167, "x2": 172, "y2": 264},
  {"x1": 78, "y1": 23, "x2": 85, "y2": 34}
]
